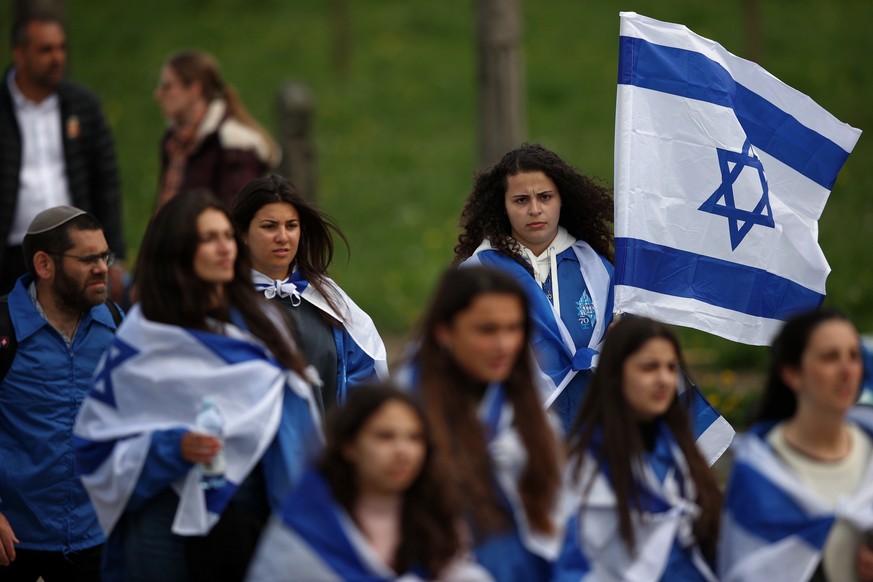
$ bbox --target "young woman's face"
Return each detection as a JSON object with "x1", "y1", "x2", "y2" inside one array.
[
  {"x1": 193, "y1": 208, "x2": 236, "y2": 286},
  {"x1": 344, "y1": 401, "x2": 426, "y2": 497},
  {"x1": 783, "y1": 319, "x2": 862, "y2": 416},
  {"x1": 622, "y1": 337, "x2": 679, "y2": 422},
  {"x1": 245, "y1": 202, "x2": 300, "y2": 280},
  {"x1": 154, "y1": 65, "x2": 200, "y2": 124},
  {"x1": 436, "y1": 292, "x2": 526, "y2": 384},
  {"x1": 504, "y1": 171, "x2": 562, "y2": 256}
]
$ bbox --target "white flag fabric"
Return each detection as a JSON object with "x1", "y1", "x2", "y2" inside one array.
[
  {"x1": 73, "y1": 305, "x2": 322, "y2": 536},
  {"x1": 614, "y1": 12, "x2": 862, "y2": 345},
  {"x1": 719, "y1": 407, "x2": 873, "y2": 581}
]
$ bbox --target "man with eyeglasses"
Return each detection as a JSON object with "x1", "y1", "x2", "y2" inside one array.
[
  {"x1": 0, "y1": 205, "x2": 122, "y2": 579},
  {"x1": 0, "y1": 11, "x2": 126, "y2": 302}
]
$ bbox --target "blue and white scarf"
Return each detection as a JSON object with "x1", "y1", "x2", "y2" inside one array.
[
  {"x1": 73, "y1": 305, "x2": 322, "y2": 536},
  {"x1": 477, "y1": 383, "x2": 568, "y2": 562},
  {"x1": 719, "y1": 407, "x2": 873, "y2": 582},
  {"x1": 461, "y1": 237, "x2": 610, "y2": 408},
  {"x1": 253, "y1": 269, "x2": 388, "y2": 380},
  {"x1": 246, "y1": 470, "x2": 493, "y2": 581},
  {"x1": 560, "y1": 425, "x2": 717, "y2": 581},
  {"x1": 462, "y1": 242, "x2": 732, "y2": 465}
]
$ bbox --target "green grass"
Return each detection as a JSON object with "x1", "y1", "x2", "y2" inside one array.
[{"x1": 3, "y1": 1, "x2": 871, "y2": 370}]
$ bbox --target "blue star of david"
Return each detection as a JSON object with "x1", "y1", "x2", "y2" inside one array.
[
  {"x1": 90, "y1": 338, "x2": 138, "y2": 409},
  {"x1": 698, "y1": 140, "x2": 775, "y2": 250}
]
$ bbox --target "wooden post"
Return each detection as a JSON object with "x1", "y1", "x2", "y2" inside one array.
[
  {"x1": 330, "y1": 0, "x2": 351, "y2": 77},
  {"x1": 476, "y1": 0, "x2": 525, "y2": 169},
  {"x1": 743, "y1": 0, "x2": 762, "y2": 63},
  {"x1": 275, "y1": 82, "x2": 318, "y2": 201}
]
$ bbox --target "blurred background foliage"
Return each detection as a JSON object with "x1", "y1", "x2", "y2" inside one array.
[{"x1": 3, "y1": 1, "x2": 870, "y2": 404}]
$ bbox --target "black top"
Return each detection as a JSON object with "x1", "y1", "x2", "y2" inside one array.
[{"x1": 278, "y1": 295, "x2": 338, "y2": 414}]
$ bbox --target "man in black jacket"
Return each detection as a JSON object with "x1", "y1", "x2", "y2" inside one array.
[{"x1": 0, "y1": 12, "x2": 125, "y2": 300}]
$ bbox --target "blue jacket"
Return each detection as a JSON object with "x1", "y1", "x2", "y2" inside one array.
[{"x1": 0, "y1": 275, "x2": 120, "y2": 551}]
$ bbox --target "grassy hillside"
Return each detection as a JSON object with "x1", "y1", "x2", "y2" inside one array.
[{"x1": 3, "y1": 1, "x2": 870, "y2": 379}]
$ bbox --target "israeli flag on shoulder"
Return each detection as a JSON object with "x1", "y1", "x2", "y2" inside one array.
[{"x1": 614, "y1": 12, "x2": 861, "y2": 345}]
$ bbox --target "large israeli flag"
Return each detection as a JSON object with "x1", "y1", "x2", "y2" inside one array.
[{"x1": 614, "y1": 12, "x2": 862, "y2": 345}]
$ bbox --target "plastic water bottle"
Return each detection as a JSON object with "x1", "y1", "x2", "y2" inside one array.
[{"x1": 195, "y1": 396, "x2": 227, "y2": 490}]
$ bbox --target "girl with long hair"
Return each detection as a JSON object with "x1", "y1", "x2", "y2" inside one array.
[
  {"x1": 399, "y1": 265, "x2": 565, "y2": 581},
  {"x1": 247, "y1": 384, "x2": 492, "y2": 581},
  {"x1": 454, "y1": 143, "x2": 614, "y2": 433},
  {"x1": 74, "y1": 190, "x2": 321, "y2": 582},
  {"x1": 231, "y1": 174, "x2": 387, "y2": 412},
  {"x1": 720, "y1": 309, "x2": 873, "y2": 582},
  {"x1": 154, "y1": 50, "x2": 280, "y2": 209},
  {"x1": 556, "y1": 316, "x2": 722, "y2": 581}
]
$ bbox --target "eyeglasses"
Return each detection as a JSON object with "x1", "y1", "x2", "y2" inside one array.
[{"x1": 55, "y1": 251, "x2": 116, "y2": 267}]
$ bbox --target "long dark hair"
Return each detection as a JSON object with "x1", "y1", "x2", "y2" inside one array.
[
  {"x1": 567, "y1": 316, "x2": 721, "y2": 561},
  {"x1": 410, "y1": 266, "x2": 561, "y2": 536},
  {"x1": 454, "y1": 143, "x2": 614, "y2": 266},
  {"x1": 231, "y1": 174, "x2": 349, "y2": 319},
  {"x1": 754, "y1": 309, "x2": 856, "y2": 423},
  {"x1": 317, "y1": 384, "x2": 459, "y2": 577},
  {"x1": 136, "y1": 189, "x2": 306, "y2": 373}
]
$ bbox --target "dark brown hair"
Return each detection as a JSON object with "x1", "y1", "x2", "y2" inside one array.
[
  {"x1": 454, "y1": 143, "x2": 614, "y2": 267},
  {"x1": 410, "y1": 266, "x2": 562, "y2": 536},
  {"x1": 135, "y1": 189, "x2": 305, "y2": 373},
  {"x1": 11, "y1": 11, "x2": 63, "y2": 49},
  {"x1": 754, "y1": 309, "x2": 857, "y2": 423},
  {"x1": 317, "y1": 383, "x2": 460, "y2": 577},
  {"x1": 231, "y1": 174, "x2": 350, "y2": 320},
  {"x1": 567, "y1": 316, "x2": 722, "y2": 561}
]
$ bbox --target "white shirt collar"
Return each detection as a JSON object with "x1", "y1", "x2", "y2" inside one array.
[{"x1": 7, "y1": 67, "x2": 59, "y2": 111}]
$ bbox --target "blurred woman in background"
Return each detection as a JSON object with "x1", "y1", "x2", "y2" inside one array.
[
  {"x1": 454, "y1": 143, "x2": 614, "y2": 434},
  {"x1": 232, "y1": 174, "x2": 387, "y2": 413},
  {"x1": 154, "y1": 50, "x2": 279, "y2": 210},
  {"x1": 74, "y1": 190, "x2": 320, "y2": 582},
  {"x1": 398, "y1": 265, "x2": 565, "y2": 581},
  {"x1": 247, "y1": 384, "x2": 492, "y2": 581},
  {"x1": 720, "y1": 309, "x2": 873, "y2": 582},
  {"x1": 556, "y1": 316, "x2": 722, "y2": 581}
]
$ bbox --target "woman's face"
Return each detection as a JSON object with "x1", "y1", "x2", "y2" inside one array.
[
  {"x1": 344, "y1": 400, "x2": 427, "y2": 497},
  {"x1": 783, "y1": 319, "x2": 862, "y2": 417},
  {"x1": 504, "y1": 171, "x2": 562, "y2": 256},
  {"x1": 622, "y1": 337, "x2": 679, "y2": 422},
  {"x1": 436, "y1": 292, "x2": 526, "y2": 384},
  {"x1": 193, "y1": 208, "x2": 237, "y2": 286},
  {"x1": 154, "y1": 65, "x2": 200, "y2": 124},
  {"x1": 245, "y1": 202, "x2": 300, "y2": 280}
]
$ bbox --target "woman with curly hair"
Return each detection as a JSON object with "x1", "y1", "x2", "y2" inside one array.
[{"x1": 455, "y1": 143, "x2": 614, "y2": 433}]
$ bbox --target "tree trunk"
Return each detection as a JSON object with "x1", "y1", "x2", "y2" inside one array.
[{"x1": 476, "y1": 0, "x2": 525, "y2": 169}]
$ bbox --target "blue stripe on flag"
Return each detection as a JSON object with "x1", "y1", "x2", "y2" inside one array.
[
  {"x1": 728, "y1": 460, "x2": 835, "y2": 547},
  {"x1": 680, "y1": 387, "x2": 719, "y2": 441},
  {"x1": 618, "y1": 35, "x2": 850, "y2": 189},
  {"x1": 615, "y1": 237, "x2": 824, "y2": 319},
  {"x1": 186, "y1": 328, "x2": 275, "y2": 366}
]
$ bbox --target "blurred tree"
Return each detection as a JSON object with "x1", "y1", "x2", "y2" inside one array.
[
  {"x1": 331, "y1": 0, "x2": 350, "y2": 77},
  {"x1": 477, "y1": 0, "x2": 525, "y2": 169},
  {"x1": 743, "y1": 0, "x2": 762, "y2": 62}
]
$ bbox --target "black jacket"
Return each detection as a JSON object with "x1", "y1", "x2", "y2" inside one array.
[{"x1": 0, "y1": 67, "x2": 125, "y2": 266}]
